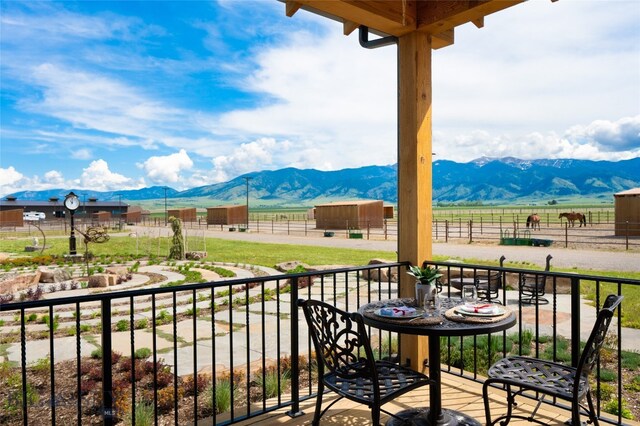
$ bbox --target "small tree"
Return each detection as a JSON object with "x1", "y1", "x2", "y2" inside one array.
[{"x1": 168, "y1": 216, "x2": 184, "y2": 260}]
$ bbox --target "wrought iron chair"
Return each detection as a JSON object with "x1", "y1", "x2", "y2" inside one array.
[
  {"x1": 482, "y1": 294, "x2": 623, "y2": 426},
  {"x1": 297, "y1": 298, "x2": 430, "y2": 426},
  {"x1": 476, "y1": 256, "x2": 505, "y2": 303},
  {"x1": 519, "y1": 254, "x2": 552, "y2": 305}
]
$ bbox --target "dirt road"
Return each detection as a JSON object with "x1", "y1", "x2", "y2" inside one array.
[{"x1": 129, "y1": 225, "x2": 640, "y2": 273}]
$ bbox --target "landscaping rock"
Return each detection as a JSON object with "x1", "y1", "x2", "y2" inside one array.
[
  {"x1": 37, "y1": 267, "x2": 72, "y2": 283},
  {"x1": 361, "y1": 259, "x2": 399, "y2": 282},
  {"x1": 275, "y1": 261, "x2": 311, "y2": 272},
  {"x1": 88, "y1": 274, "x2": 110, "y2": 288},
  {"x1": 186, "y1": 251, "x2": 208, "y2": 260},
  {"x1": 105, "y1": 266, "x2": 128, "y2": 279},
  {"x1": 0, "y1": 271, "x2": 41, "y2": 294}
]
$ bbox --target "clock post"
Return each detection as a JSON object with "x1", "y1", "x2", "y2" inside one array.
[{"x1": 64, "y1": 192, "x2": 80, "y2": 255}]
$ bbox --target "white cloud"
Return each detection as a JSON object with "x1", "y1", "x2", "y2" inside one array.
[
  {"x1": 0, "y1": 166, "x2": 24, "y2": 186},
  {"x1": 71, "y1": 148, "x2": 93, "y2": 160},
  {"x1": 80, "y1": 159, "x2": 143, "y2": 191},
  {"x1": 139, "y1": 149, "x2": 194, "y2": 185},
  {"x1": 43, "y1": 170, "x2": 65, "y2": 186}
]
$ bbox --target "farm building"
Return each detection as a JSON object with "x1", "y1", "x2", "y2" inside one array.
[
  {"x1": 92, "y1": 211, "x2": 112, "y2": 224},
  {"x1": 384, "y1": 205, "x2": 395, "y2": 219},
  {"x1": 121, "y1": 205, "x2": 147, "y2": 223},
  {"x1": 0, "y1": 209, "x2": 24, "y2": 227},
  {"x1": 315, "y1": 200, "x2": 384, "y2": 230},
  {"x1": 168, "y1": 208, "x2": 197, "y2": 223},
  {"x1": 0, "y1": 196, "x2": 127, "y2": 219},
  {"x1": 614, "y1": 188, "x2": 640, "y2": 236},
  {"x1": 206, "y1": 205, "x2": 246, "y2": 225}
]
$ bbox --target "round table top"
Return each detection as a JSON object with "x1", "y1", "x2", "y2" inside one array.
[{"x1": 358, "y1": 298, "x2": 516, "y2": 337}]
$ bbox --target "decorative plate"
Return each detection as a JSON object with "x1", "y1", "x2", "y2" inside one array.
[
  {"x1": 454, "y1": 305, "x2": 505, "y2": 317},
  {"x1": 374, "y1": 308, "x2": 425, "y2": 320}
]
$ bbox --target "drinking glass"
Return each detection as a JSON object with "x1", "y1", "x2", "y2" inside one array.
[{"x1": 462, "y1": 284, "x2": 477, "y2": 304}]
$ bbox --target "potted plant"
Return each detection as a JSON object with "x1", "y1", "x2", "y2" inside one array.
[{"x1": 407, "y1": 265, "x2": 442, "y2": 313}]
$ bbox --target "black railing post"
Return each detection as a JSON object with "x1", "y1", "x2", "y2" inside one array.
[
  {"x1": 286, "y1": 277, "x2": 304, "y2": 418},
  {"x1": 101, "y1": 299, "x2": 115, "y2": 425},
  {"x1": 570, "y1": 276, "x2": 581, "y2": 367}
]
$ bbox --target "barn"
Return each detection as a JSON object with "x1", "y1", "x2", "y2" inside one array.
[
  {"x1": 168, "y1": 208, "x2": 197, "y2": 223},
  {"x1": 315, "y1": 200, "x2": 384, "y2": 230},
  {"x1": 0, "y1": 209, "x2": 24, "y2": 227},
  {"x1": 206, "y1": 205, "x2": 247, "y2": 225},
  {"x1": 614, "y1": 188, "x2": 640, "y2": 236}
]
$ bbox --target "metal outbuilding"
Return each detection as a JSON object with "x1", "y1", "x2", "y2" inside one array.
[
  {"x1": 206, "y1": 205, "x2": 247, "y2": 225},
  {"x1": 315, "y1": 200, "x2": 384, "y2": 230},
  {"x1": 168, "y1": 208, "x2": 197, "y2": 223},
  {"x1": 614, "y1": 188, "x2": 640, "y2": 236}
]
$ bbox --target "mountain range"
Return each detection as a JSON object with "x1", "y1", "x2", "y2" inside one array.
[{"x1": 5, "y1": 157, "x2": 640, "y2": 206}]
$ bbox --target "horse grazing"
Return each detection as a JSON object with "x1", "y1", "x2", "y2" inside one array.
[
  {"x1": 526, "y1": 214, "x2": 541, "y2": 230},
  {"x1": 559, "y1": 212, "x2": 587, "y2": 227}
]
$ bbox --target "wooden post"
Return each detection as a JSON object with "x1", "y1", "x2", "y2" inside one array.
[{"x1": 397, "y1": 31, "x2": 432, "y2": 371}]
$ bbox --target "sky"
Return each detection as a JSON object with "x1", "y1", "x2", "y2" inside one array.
[{"x1": 1, "y1": 0, "x2": 639, "y2": 196}]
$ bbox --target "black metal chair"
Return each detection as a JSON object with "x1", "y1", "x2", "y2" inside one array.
[
  {"x1": 297, "y1": 298, "x2": 430, "y2": 426},
  {"x1": 519, "y1": 254, "x2": 552, "y2": 305},
  {"x1": 482, "y1": 294, "x2": 623, "y2": 426},
  {"x1": 476, "y1": 256, "x2": 505, "y2": 304}
]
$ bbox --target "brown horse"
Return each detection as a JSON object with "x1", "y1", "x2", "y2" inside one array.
[
  {"x1": 526, "y1": 214, "x2": 540, "y2": 230},
  {"x1": 559, "y1": 212, "x2": 587, "y2": 227}
]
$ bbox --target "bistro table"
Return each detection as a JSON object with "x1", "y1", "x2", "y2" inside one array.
[
  {"x1": 359, "y1": 297, "x2": 516, "y2": 426},
  {"x1": 448, "y1": 277, "x2": 488, "y2": 291}
]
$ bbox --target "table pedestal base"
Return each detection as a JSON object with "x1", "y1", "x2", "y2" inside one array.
[{"x1": 386, "y1": 408, "x2": 481, "y2": 426}]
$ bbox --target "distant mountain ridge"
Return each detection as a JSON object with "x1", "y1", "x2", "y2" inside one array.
[{"x1": 5, "y1": 157, "x2": 640, "y2": 205}]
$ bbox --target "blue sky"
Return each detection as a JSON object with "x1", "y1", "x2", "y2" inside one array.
[{"x1": 1, "y1": 0, "x2": 639, "y2": 196}]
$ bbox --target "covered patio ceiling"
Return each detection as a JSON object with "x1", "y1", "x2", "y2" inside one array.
[{"x1": 285, "y1": 0, "x2": 533, "y2": 48}]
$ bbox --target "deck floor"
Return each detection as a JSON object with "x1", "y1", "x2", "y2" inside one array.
[{"x1": 230, "y1": 372, "x2": 627, "y2": 426}]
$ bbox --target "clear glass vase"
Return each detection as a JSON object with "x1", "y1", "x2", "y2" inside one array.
[{"x1": 416, "y1": 281, "x2": 439, "y2": 315}]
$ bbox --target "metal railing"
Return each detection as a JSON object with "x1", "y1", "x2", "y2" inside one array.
[{"x1": 0, "y1": 261, "x2": 636, "y2": 425}]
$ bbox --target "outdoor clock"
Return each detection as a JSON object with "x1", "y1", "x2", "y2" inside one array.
[{"x1": 64, "y1": 192, "x2": 80, "y2": 211}]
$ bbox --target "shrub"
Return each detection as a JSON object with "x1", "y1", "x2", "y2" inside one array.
[
  {"x1": 42, "y1": 314, "x2": 60, "y2": 332},
  {"x1": 134, "y1": 347, "x2": 152, "y2": 359},
  {"x1": 182, "y1": 373, "x2": 211, "y2": 397},
  {"x1": 603, "y1": 399, "x2": 634, "y2": 420},
  {"x1": 91, "y1": 348, "x2": 103, "y2": 359},
  {"x1": 255, "y1": 369, "x2": 290, "y2": 399},
  {"x1": 598, "y1": 369, "x2": 617, "y2": 382},
  {"x1": 116, "y1": 319, "x2": 130, "y2": 332},
  {"x1": 134, "y1": 318, "x2": 148, "y2": 329},
  {"x1": 156, "y1": 386, "x2": 183, "y2": 413}
]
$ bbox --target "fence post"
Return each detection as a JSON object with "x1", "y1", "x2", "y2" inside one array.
[
  {"x1": 101, "y1": 300, "x2": 115, "y2": 425},
  {"x1": 304, "y1": 220, "x2": 307, "y2": 236},
  {"x1": 480, "y1": 217, "x2": 483, "y2": 235},
  {"x1": 565, "y1": 223, "x2": 569, "y2": 248},
  {"x1": 570, "y1": 276, "x2": 581, "y2": 367},
  {"x1": 435, "y1": 219, "x2": 438, "y2": 240},
  {"x1": 445, "y1": 220, "x2": 449, "y2": 243},
  {"x1": 367, "y1": 221, "x2": 370, "y2": 240},
  {"x1": 626, "y1": 221, "x2": 629, "y2": 250},
  {"x1": 257, "y1": 217, "x2": 260, "y2": 233},
  {"x1": 271, "y1": 219, "x2": 274, "y2": 234},
  {"x1": 287, "y1": 220, "x2": 290, "y2": 235},
  {"x1": 384, "y1": 219, "x2": 388, "y2": 240},
  {"x1": 469, "y1": 220, "x2": 473, "y2": 243},
  {"x1": 287, "y1": 278, "x2": 304, "y2": 418},
  {"x1": 458, "y1": 218, "x2": 462, "y2": 238}
]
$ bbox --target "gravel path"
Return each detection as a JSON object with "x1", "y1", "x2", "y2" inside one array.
[{"x1": 128, "y1": 225, "x2": 640, "y2": 273}]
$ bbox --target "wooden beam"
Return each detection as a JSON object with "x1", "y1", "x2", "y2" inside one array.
[
  {"x1": 285, "y1": 1, "x2": 302, "y2": 17},
  {"x1": 398, "y1": 31, "x2": 433, "y2": 371},
  {"x1": 343, "y1": 19, "x2": 359, "y2": 35},
  {"x1": 417, "y1": 0, "x2": 523, "y2": 34},
  {"x1": 291, "y1": 0, "x2": 417, "y2": 36},
  {"x1": 432, "y1": 28, "x2": 454, "y2": 49},
  {"x1": 472, "y1": 17, "x2": 485, "y2": 28}
]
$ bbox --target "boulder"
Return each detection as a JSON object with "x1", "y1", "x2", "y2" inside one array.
[
  {"x1": 38, "y1": 267, "x2": 72, "y2": 283},
  {"x1": 361, "y1": 259, "x2": 399, "y2": 283},
  {"x1": 105, "y1": 266, "x2": 128, "y2": 279},
  {"x1": 275, "y1": 261, "x2": 311, "y2": 273},
  {"x1": 0, "y1": 271, "x2": 41, "y2": 294},
  {"x1": 88, "y1": 274, "x2": 110, "y2": 288},
  {"x1": 186, "y1": 251, "x2": 208, "y2": 260}
]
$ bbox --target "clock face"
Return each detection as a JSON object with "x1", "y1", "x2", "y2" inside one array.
[{"x1": 64, "y1": 195, "x2": 80, "y2": 210}]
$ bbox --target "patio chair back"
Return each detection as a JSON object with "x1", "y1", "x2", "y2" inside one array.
[
  {"x1": 297, "y1": 298, "x2": 430, "y2": 425},
  {"x1": 483, "y1": 294, "x2": 623, "y2": 426}
]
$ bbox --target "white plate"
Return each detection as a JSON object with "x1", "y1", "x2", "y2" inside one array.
[
  {"x1": 454, "y1": 305, "x2": 505, "y2": 317},
  {"x1": 374, "y1": 308, "x2": 425, "y2": 320}
]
